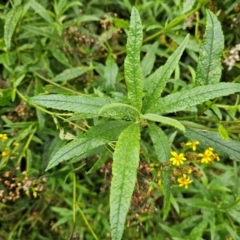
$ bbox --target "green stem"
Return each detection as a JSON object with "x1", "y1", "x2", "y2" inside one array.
[
  {"x1": 76, "y1": 203, "x2": 99, "y2": 240},
  {"x1": 16, "y1": 89, "x2": 86, "y2": 132},
  {"x1": 72, "y1": 170, "x2": 76, "y2": 223},
  {"x1": 34, "y1": 72, "x2": 82, "y2": 95}
]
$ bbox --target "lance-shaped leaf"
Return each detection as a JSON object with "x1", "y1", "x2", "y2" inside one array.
[
  {"x1": 183, "y1": 124, "x2": 240, "y2": 161},
  {"x1": 124, "y1": 7, "x2": 143, "y2": 110},
  {"x1": 30, "y1": 94, "x2": 117, "y2": 118},
  {"x1": 52, "y1": 67, "x2": 92, "y2": 82},
  {"x1": 104, "y1": 56, "x2": 118, "y2": 91},
  {"x1": 99, "y1": 103, "x2": 140, "y2": 121},
  {"x1": 46, "y1": 121, "x2": 132, "y2": 170},
  {"x1": 196, "y1": 10, "x2": 224, "y2": 85},
  {"x1": 30, "y1": 0, "x2": 53, "y2": 24},
  {"x1": 141, "y1": 42, "x2": 158, "y2": 77},
  {"x1": 142, "y1": 34, "x2": 189, "y2": 112},
  {"x1": 110, "y1": 124, "x2": 140, "y2": 240},
  {"x1": 4, "y1": 5, "x2": 23, "y2": 50},
  {"x1": 148, "y1": 83, "x2": 240, "y2": 115},
  {"x1": 148, "y1": 124, "x2": 171, "y2": 163},
  {"x1": 142, "y1": 114, "x2": 185, "y2": 131}
]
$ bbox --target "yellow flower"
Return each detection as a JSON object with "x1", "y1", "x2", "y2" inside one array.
[
  {"x1": 206, "y1": 147, "x2": 214, "y2": 154},
  {"x1": 178, "y1": 174, "x2": 193, "y2": 189},
  {"x1": 1, "y1": 151, "x2": 9, "y2": 157},
  {"x1": 185, "y1": 141, "x2": 199, "y2": 151},
  {"x1": 213, "y1": 153, "x2": 220, "y2": 161},
  {"x1": 170, "y1": 151, "x2": 186, "y2": 166},
  {"x1": 0, "y1": 134, "x2": 8, "y2": 141},
  {"x1": 13, "y1": 142, "x2": 19, "y2": 147},
  {"x1": 198, "y1": 149, "x2": 213, "y2": 164}
]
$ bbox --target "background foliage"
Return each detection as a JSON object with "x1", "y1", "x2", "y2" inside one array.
[{"x1": 0, "y1": 0, "x2": 240, "y2": 239}]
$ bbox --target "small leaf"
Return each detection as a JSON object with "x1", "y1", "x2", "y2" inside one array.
[
  {"x1": 124, "y1": 7, "x2": 143, "y2": 110},
  {"x1": 141, "y1": 42, "x2": 158, "y2": 77},
  {"x1": 217, "y1": 124, "x2": 229, "y2": 141},
  {"x1": 148, "y1": 124, "x2": 171, "y2": 163},
  {"x1": 225, "y1": 224, "x2": 240, "y2": 240},
  {"x1": 110, "y1": 124, "x2": 140, "y2": 240},
  {"x1": 142, "y1": 113, "x2": 185, "y2": 131},
  {"x1": 4, "y1": 5, "x2": 23, "y2": 50},
  {"x1": 87, "y1": 150, "x2": 109, "y2": 174},
  {"x1": 189, "y1": 218, "x2": 208, "y2": 239},
  {"x1": 183, "y1": 125, "x2": 240, "y2": 161},
  {"x1": 99, "y1": 103, "x2": 140, "y2": 120},
  {"x1": 142, "y1": 34, "x2": 189, "y2": 112},
  {"x1": 52, "y1": 67, "x2": 91, "y2": 82},
  {"x1": 30, "y1": 94, "x2": 117, "y2": 118},
  {"x1": 0, "y1": 89, "x2": 12, "y2": 106},
  {"x1": 104, "y1": 56, "x2": 118, "y2": 91},
  {"x1": 162, "y1": 167, "x2": 171, "y2": 220},
  {"x1": 148, "y1": 83, "x2": 240, "y2": 115},
  {"x1": 113, "y1": 18, "x2": 129, "y2": 29},
  {"x1": 196, "y1": 10, "x2": 224, "y2": 85},
  {"x1": 51, "y1": 48, "x2": 71, "y2": 67},
  {"x1": 46, "y1": 121, "x2": 131, "y2": 170},
  {"x1": 30, "y1": 0, "x2": 53, "y2": 24}
]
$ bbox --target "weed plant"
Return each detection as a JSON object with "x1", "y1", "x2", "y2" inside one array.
[{"x1": 0, "y1": 1, "x2": 240, "y2": 239}]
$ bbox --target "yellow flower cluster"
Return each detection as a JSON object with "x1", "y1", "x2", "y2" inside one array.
[
  {"x1": 149, "y1": 141, "x2": 220, "y2": 191},
  {"x1": 198, "y1": 147, "x2": 220, "y2": 164},
  {"x1": 171, "y1": 141, "x2": 220, "y2": 189}
]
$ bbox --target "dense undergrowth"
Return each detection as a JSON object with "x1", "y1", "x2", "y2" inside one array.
[{"x1": 0, "y1": 1, "x2": 240, "y2": 239}]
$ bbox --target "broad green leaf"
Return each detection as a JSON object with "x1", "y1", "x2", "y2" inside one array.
[
  {"x1": 110, "y1": 124, "x2": 140, "y2": 240},
  {"x1": 148, "y1": 124, "x2": 171, "y2": 163},
  {"x1": 104, "y1": 56, "x2": 118, "y2": 91},
  {"x1": 46, "y1": 121, "x2": 131, "y2": 170},
  {"x1": 124, "y1": 7, "x2": 143, "y2": 110},
  {"x1": 148, "y1": 83, "x2": 240, "y2": 115},
  {"x1": 30, "y1": 0, "x2": 53, "y2": 24},
  {"x1": 142, "y1": 34, "x2": 189, "y2": 112},
  {"x1": 99, "y1": 103, "x2": 140, "y2": 120},
  {"x1": 141, "y1": 42, "x2": 158, "y2": 77},
  {"x1": 162, "y1": 167, "x2": 171, "y2": 220},
  {"x1": 52, "y1": 67, "x2": 91, "y2": 82},
  {"x1": 196, "y1": 10, "x2": 224, "y2": 85},
  {"x1": 183, "y1": 125, "x2": 240, "y2": 161},
  {"x1": 4, "y1": 5, "x2": 23, "y2": 50},
  {"x1": 142, "y1": 113, "x2": 185, "y2": 131},
  {"x1": 30, "y1": 94, "x2": 117, "y2": 118}
]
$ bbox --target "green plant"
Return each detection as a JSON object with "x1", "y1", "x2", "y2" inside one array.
[{"x1": 26, "y1": 6, "x2": 240, "y2": 240}]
